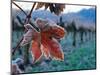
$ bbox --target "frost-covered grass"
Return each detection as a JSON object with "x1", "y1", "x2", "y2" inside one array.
[{"x1": 12, "y1": 30, "x2": 96, "y2": 73}]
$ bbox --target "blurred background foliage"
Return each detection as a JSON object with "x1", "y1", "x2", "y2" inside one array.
[{"x1": 12, "y1": 25, "x2": 96, "y2": 73}]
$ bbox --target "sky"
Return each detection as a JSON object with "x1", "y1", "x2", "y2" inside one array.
[
  {"x1": 63, "y1": 5, "x2": 94, "y2": 13},
  {"x1": 12, "y1": 1, "x2": 95, "y2": 14}
]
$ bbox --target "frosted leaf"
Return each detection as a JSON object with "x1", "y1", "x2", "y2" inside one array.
[
  {"x1": 20, "y1": 24, "x2": 36, "y2": 46},
  {"x1": 20, "y1": 30, "x2": 33, "y2": 46}
]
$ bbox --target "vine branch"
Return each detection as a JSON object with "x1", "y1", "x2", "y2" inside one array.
[{"x1": 12, "y1": 2, "x2": 36, "y2": 55}]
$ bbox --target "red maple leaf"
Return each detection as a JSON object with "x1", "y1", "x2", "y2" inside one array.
[{"x1": 21, "y1": 18, "x2": 65, "y2": 63}]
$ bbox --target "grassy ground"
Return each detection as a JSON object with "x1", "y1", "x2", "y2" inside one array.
[{"x1": 12, "y1": 30, "x2": 96, "y2": 73}]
